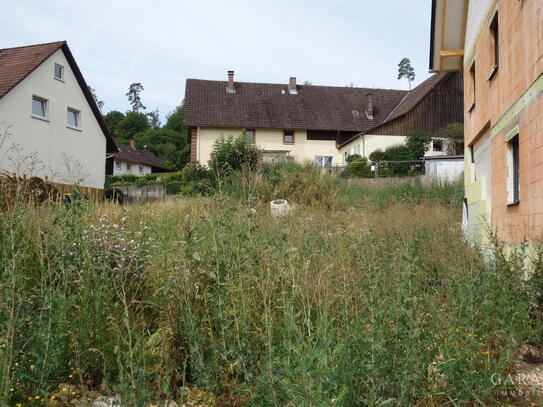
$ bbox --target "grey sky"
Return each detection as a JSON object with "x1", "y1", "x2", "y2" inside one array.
[{"x1": 1, "y1": 0, "x2": 433, "y2": 121}]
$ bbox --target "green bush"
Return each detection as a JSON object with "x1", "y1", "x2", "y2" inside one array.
[
  {"x1": 369, "y1": 149, "x2": 385, "y2": 162},
  {"x1": 382, "y1": 145, "x2": 413, "y2": 175},
  {"x1": 165, "y1": 182, "x2": 182, "y2": 195},
  {"x1": 209, "y1": 134, "x2": 261, "y2": 175},
  {"x1": 345, "y1": 154, "x2": 362, "y2": 163},
  {"x1": 405, "y1": 130, "x2": 432, "y2": 160},
  {"x1": 341, "y1": 157, "x2": 368, "y2": 178},
  {"x1": 135, "y1": 177, "x2": 148, "y2": 187}
]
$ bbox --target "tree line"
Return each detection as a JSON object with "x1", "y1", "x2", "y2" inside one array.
[{"x1": 97, "y1": 83, "x2": 190, "y2": 171}]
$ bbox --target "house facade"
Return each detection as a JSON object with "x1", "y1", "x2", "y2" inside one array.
[
  {"x1": 183, "y1": 71, "x2": 463, "y2": 167},
  {"x1": 0, "y1": 41, "x2": 116, "y2": 191},
  {"x1": 106, "y1": 140, "x2": 169, "y2": 176},
  {"x1": 430, "y1": 0, "x2": 543, "y2": 245}
]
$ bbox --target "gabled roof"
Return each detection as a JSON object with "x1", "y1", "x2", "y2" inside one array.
[
  {"x1": 338, "y1": 72, "x2": 458, "y2": 148},
  {"x1": 113, "y1": 142, "x2": 169, "y2": 171},
  {"x1": 0, "y1": 41, "x2": 117, "y2": 153},
  {"x1": 382, "y1": 72, "x2": 451, "y2": 123},
  {"x1": 184, "y1": 79, "x2": 408, "y2": 133}
]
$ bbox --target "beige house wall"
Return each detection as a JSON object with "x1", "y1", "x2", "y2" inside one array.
[
  {"x1": 196, "y1": 127, "x2": 341, "y2": 167},
  {"x1": 339, "y1": 135, "x2": 406, "y2": 161},
  {"x1": 0, "y1": 49, "x2": 107, "y2": 189},
  {"x1": 339, "y1": 134, "x2": 449, "y2": 161}
]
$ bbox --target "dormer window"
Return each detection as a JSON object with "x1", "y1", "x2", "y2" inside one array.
[{"x1": 54, "y1": 63, "x2": 64, "y2": 80}]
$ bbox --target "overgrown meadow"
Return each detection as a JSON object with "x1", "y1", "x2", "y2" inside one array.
[{"x1": 0, "y1": 164, "x2": 540, "y2": 406}]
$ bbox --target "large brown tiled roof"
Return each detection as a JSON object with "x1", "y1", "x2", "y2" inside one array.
[
  {"x1": 113, "y1": 142, "x2": 169, "y2": 171},
  {"x1": 184, "y1": 79, "x2": 409, "y2": 132},
  {"x1": 0, "y1": 41, "x2": 117, "y2": 153}
]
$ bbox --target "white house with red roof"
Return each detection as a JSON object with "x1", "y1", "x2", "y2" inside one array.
[{"x1": 0, "y1": 41, "x2": 117, "y2": 191}]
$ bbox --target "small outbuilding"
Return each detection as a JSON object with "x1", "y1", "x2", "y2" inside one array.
[{"x1": 422, "y1": 155, "x2": 464, "y2": 182}]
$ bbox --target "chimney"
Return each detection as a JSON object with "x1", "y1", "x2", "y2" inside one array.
[
  {"x1": 365, "y1": 93, "x2": 374, "y2": 120},
  {"x1": 226, "y1": 70, "x2": 235, "y2": 93},
  {"x1": 130, "y1": 140, "x2": 137, "y2": 148},
  {"x1": 288, "y1": 77, "x2": 297, "y2": 94}
]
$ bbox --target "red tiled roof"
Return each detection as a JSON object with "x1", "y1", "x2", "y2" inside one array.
[
  {"x1": 113, "y1": 142, "x2": 169, "y2": 171},
  {"x1": 0, "y1": 41, "x2": 117, "y2": 153},
  {"x1": 0, "y1": 41, "x2": 66, "y2": 98},
  {"x1": 184, "y1": 79, "x2": 409, "y2": 132}
]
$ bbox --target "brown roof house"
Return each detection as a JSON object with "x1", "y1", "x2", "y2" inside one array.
[
  {"x1": 106, "y1": 140, "x2": 169, "y2": 176},
  {"x1": 184, "y1": 71, "x2": 463, "y2": 167},
  {"x1": 0, "y1": 41, "x2": 117, "y2": 192}
]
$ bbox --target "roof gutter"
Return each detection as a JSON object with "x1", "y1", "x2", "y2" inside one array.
[
  {"x1": 429, "y1": 0, "x2": 437, "y2": 71},
  {"x1": 60, "y1": 43, "x2": 118, "y2": 154}
]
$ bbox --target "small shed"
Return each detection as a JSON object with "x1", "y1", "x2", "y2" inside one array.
[{"x1": 423, "y1": 155, "x2": 464, "y2": 182}]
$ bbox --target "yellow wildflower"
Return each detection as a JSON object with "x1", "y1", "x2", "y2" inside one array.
[
  {"x1": 68, "y1": 374, "x2": 73, "y2": 378},
  {"x1": 9, "y1": 388, "x2": 14, "y2": 392},
  {"x1": 15, "y1": 404, "x2": 22, "y2": 407},
  {"x1": 35, "y1": 395, "x2": 40, "y2": 399},
  {"x1": 62, "y1": 387, "x2": 68, "y2": 392},
  {"x1": 71, "y1": 391, "x2": 76, "y2": 395}
]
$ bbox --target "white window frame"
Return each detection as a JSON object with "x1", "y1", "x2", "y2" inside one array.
[
  {"x1": 54, "y1": 63, "x2": 64, "y2": 81},
  {"x1": 315, "y1": 155, "x2": 332, "y2": 167},
  {"x1": 67, "y1": 107, "x2": 81, "y2": 130},
  {"x1": 126, "y1": 163, "x2": 132, "y2": 172},
  {"x1": 31, "y1": 96, "x2": 48, "y2": 120},
  {"x1": 138, "y1": 166, "x2": 144, "y2": 174},
  {"x1": 115, "y1": 161, "x2": 121, "y2": 170}
]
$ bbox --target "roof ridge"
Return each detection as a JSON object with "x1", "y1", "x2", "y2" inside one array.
[
  {"x1": 383, "y1": 91, "x2": 411, "y2": 123},
  {"x1": 186, "y1": 78, "x2": 409, "y2": 93},
  {"x1": 0, "y1": 40, "x2": 66, "y2": 52},
  {"x1": 380, "y1": 73, "x2": 451, "y2": 124}
]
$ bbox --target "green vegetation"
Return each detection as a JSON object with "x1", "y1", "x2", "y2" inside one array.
[
  {"x1": 405, "y1": 130, "x2": 432, "y2": 160},
  {"x1": 106, "y1": 163, "x2": 213, "y2": 196},
  {"x1": 103, "y1": 84, "x2": 190, "y2": 171},
  {"x1": 0, "y1": 165, "x2": 541, "y2": 406},
  {"x1": 209, "y1": 134, "x2": 261, "y2": 175},
  {"x1": 436, "y1": 122, "x2": 464, "y2": 155},
  {"x1": 397, "y1": 57, "x2": 415, "y2": 90}
]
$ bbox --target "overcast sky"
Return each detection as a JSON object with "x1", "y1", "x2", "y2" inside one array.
[{"x1": 1, "y1": 0, "x2": 433, "y2": 121}]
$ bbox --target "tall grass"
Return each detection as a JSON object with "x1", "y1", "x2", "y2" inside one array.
[
  {"x1": 339, "y1": 177, "x2": 464, "y2": 210},
  {"x1": 0, "y1": 169, "x2": 538, "y2": 406}
]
